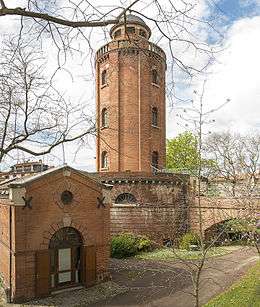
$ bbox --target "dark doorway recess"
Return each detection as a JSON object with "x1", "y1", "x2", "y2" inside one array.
[{"x1": 49, "y1": 227, "x2": 83, "y2": 289}]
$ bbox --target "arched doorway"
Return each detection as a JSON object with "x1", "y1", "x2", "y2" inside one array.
[
  {"x1": 49, "y1": 227, "x2": 83, "y2": 289},
  {"x1": 204, "y1": 219, "x2": 246, "y2": 245}
]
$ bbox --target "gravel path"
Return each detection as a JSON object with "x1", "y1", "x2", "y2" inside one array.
[{"x1": 0, "y1": 282, "x2": 127, "y2": 307}]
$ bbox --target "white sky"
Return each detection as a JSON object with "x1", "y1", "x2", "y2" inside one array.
[{"x1": 0, "y1": 0, "x2": 260, "y2": 171}]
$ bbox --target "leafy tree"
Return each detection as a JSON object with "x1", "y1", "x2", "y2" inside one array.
[
  {"x1": 167, "y1": 132, "x2": 199, "y2": 174},
  {"x1": 166, "y1": 132, "x2": 215, "y2": 176}
]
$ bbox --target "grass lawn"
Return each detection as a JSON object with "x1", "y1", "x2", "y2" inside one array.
[
  {"x1": 136, "y1": 245, "x2": 241, "y2": 261},
  {"x1": 204, "y1": 262, "x2": 260, "y2": 307}
]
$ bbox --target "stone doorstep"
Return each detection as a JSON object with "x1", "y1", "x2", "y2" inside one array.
[{"x1": 51, "y1": 285, "x2": 84, "y2": 295}]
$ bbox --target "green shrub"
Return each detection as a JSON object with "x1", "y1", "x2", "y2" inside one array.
[
  {"x1": 179, "y1": 232, "x2": 200, "y2": 250},
  {"x1": 111, "y1": 233, "x2": 152, "y2": 258},
  {"x1": 135, "y1": 235, "x2": 152, "y2": 252}
]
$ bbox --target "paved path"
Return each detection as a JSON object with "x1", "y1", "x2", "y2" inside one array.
[
  {"x1": 1, "y1": 247, "x2": 258, "y2": 307},
  {"x1": 91, "y1": 247, "x2": 258, "y2": 307}
]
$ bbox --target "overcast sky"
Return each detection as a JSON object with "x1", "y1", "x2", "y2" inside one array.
[{"x1": 1, "y1": 0, "x2": 260, "y2": 171}]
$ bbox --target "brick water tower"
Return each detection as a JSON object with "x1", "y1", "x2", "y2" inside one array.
[{"x1": 95, "y1": 14, "x2": 166, "y2": 173}]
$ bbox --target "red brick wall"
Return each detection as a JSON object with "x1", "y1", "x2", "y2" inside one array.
[
  {"x1": 0, "y1": 203, "x2": 16, "y2": 300},
  {"x1": 96, "y1": 37, "x2": 166, "y2": 173},
  {"x1": 108, "y1": 178, "x2": 190, "y2": 243},
  {"x1": 189, "y1": 197, "x2": 260, "y2": 234},
  {"x1": 9, "y1": 169, "x2": 110, "y2": 302}
]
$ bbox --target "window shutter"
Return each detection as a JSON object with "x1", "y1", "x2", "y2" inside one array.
[
  {"x1": 84, "y1": 245, "x2": 96, "y2": 287},
  {"x1": 35, "y1": 250, "x2": 50, "y2": 297}
]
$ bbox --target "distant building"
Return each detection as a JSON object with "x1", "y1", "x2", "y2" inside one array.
[{"x1": 0, "y1": 160, "x2": 50, "y2": 182}]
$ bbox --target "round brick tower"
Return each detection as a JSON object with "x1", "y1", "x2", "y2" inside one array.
[{"x1": 95, "y1": 14, "x2": 166, "y2": 173}]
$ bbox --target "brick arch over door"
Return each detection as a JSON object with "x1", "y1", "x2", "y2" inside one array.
[
  {"x1": 49, "y1": 227, "x2": 83, "y2": 249},
  {"x1": 40, "y1": 220, "x2": 93, "y2": 249}
]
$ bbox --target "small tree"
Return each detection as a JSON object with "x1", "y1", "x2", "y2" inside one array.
[
  {"x1": 204, "y1": 132, "x2": 260, "y2": 257},
  {"x1": 205, "y1": 132, "x2": 260, "y2": 197}
]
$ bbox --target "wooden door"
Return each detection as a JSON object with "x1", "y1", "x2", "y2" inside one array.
[
  {"x1": 84, "y1": 246, "x2": 96, "y2": 287},
  {"x1": 36, "y1": 250, "x2": 50, "y2": 297}
]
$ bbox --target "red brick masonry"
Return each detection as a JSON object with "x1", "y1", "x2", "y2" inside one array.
[{"x1": 0, "y1": 166, "x2": 110, "y2": 302}]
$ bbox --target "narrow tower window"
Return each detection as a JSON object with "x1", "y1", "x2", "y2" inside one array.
[
  {"x1": 152, "y1": 107, "x2": 158, "y2": 127},
  {"x1": 126, "y1": 27, "x2": 135, "y2": 34},
  {"x1": 139, "y1": 29, "x2": 147, "y2": 38},
  {"x1": 101, "y1": 70, "x2": 107, "y2": 86},
  {"x1": 152, "y1": 151, "x2": 159, "y2": 170},
  {"x1": 101, "y1": 151, "x2": 108, "y2": 169},
  {"x1": 152, "y1": 69, "x2": 159, "y2": 85},
  {"x1": 101, "y1": 108, "x2": 109, "y2": 128}
]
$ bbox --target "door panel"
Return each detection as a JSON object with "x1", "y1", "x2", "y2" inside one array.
[
  {"x1": 57, "y1": 248, "x2": 72, "y2": 285},
  {"x1": 36, "y1": 250, "x2": 50, "y2": 297},
  {"x1": 84, "y1": 245, "x2": 96, "y2": 287},
  {"x1": 58, "y1": 248, "x2": 71, "y2": 271},
  {"x1": 58, "y1": 271, "x2": 71, "y2": 283}
]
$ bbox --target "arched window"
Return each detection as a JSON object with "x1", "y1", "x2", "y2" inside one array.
[
  {"x1": 101, "y1": 151, "x2": 108, "y2": 169},
  {"x1": 152, "y1": 107, "x2": 158, "y2": 126},
  {"x1": 101, "y1": 108, "x2": 109, "y2": 127},
  {"x1": 115, "y1": 193, "x2": 137, "y2": 204},
  {"x1": 152, "y1": 69, "x2": 159, "y2": 85},
  {"x1": 101, "y1": 69, "x2": 107, "y2": 86},
  {"x1": 152, "y1": 151, "x2": 159, "y2": 170}
]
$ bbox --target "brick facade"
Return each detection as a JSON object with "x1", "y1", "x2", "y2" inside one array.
[
  {"x1": 96, "y1": 17, "x2": 166, "y2": 173},
  {"x1": 0, "y1": 203, "x2": 13, "y2": 293},
  {"x1": 0, "y1": 166, "x2": 110, "y2": 303},
  {"x1": 94, "y1": 15, "x2": 192, "y2": 243}
]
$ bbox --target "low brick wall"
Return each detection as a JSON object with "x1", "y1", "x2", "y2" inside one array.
[{"x1": 110, "y1": 204, "x2": 189, "y2": 243}]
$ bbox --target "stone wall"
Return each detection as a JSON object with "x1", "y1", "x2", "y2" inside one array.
[{"x1": 110, "y1": 204, "x2": 189, "y2": 244}]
